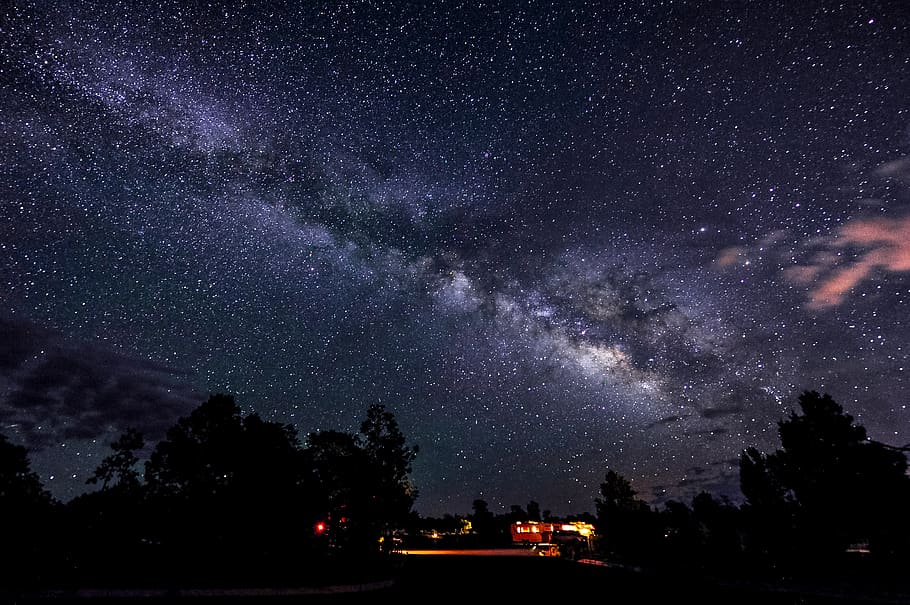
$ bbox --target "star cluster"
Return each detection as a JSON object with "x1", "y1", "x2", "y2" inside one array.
[{"x1": 1, "y1": 1, "x2": 909, "y2": 517}]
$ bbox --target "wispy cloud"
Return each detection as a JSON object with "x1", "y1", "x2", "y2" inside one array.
[
  {"x1": 785, "y1": 215, "x2": 910, "y2": 310},
  {"x1": 714, "y1": 214, "x2": 910, "y2": 311}
]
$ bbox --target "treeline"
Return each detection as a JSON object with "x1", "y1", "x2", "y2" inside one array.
[
  {"x1": 1, "y1": 394, "x2": 419, "y2": 590},
  {"x1": 3, "y1": 390, "x2": 910, "y2": 591},
  {"x1": 409, "y1": 391, "x2": 910, "y2": 583},
  {"x1": 606, "y1": 390, "x2": 910, "y2": 581}
]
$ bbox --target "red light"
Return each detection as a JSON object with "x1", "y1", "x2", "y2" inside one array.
[{"x1": 314, "y1": 521, "x2": 327, "y2": 535}]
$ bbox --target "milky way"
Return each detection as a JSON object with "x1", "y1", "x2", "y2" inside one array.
[{"x1": 2, "y1": 1, "x2": 909, "y2": 517}]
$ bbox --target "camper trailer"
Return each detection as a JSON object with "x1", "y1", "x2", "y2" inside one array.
[{"x1": 509, "y1": 521, "x2": 595, "y2": 559}]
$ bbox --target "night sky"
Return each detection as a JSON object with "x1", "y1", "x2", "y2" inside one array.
[{"x1": 2, "y1": 1, "x2": 909, "y2": 518}]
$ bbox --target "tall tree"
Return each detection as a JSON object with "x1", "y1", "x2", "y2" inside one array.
[
  {"x1": 144, "y1": 393, "x2": 245, "y2": 500},
  {"x1": 595, "y1": 469, "x2": 642, "y2": 517},
  {"x1": 143, "y1": 393, "x2": 317, "y2": 578},
  {"x1": 594, "y1": 469, "x2": 658, "y2": 564},
  {"x1": 357, "y1": 403, "x2": 419, "y2": 527},
  {"x1": 303, "y1": 405, "x2": 419, "y2": 556},
  {"x1": 740, "y1": 390, "x2": 910, "y2": 565}
]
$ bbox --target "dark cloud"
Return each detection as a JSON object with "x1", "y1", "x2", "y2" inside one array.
[
  {"x1": 650, "y1": 458, "x2": 742, "y2": 506},
  {"x1": 0, "y1": 315, "x2": 200, "y2": 450},
  {"x1": 700, "y1": 405, "x2": 746, "y2": 420},
  {"x1": 646, "y1": 415, "x2": 687, "y2": 429}
]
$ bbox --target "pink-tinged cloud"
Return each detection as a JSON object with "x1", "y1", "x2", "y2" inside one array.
[
  {"x1": 715, "y1": 246, "x2": 746, "y2": 268},
  {"x1": 800, "y1": 215, "x2": 910, "y2": 309},
  {"x1": 805, "y1": 261, "x2": 875, "y2": 310}
]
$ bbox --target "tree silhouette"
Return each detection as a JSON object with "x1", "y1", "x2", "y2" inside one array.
[
  {"x1": 660, "y1": 498, "x2": 701, "y2": 565},
  {"x1": 302, "y1": 404, "x2": 420, "y2": 555},
  {"x1": 357, "y1": 403, "x2": 419, "y2": 538},
  {"x1": 305, "y1": 428, "x2": 372, "y2": 552},
  {"x1": 143, "y1": 393, "x2": 318, "y2": 582},
  {"x1": 509, "y1": 504, "x2": 526, "y2": 521},
  {"x1": 0, "y1": 432, "x2": 58, "y2": 588},
  {"x1": 0, "y1": 432, "x2": 53, "y2": 508},
  {"x1": 145, "y1": 393, "x2": 245, "y2": 500},
  {"x1": 740, "y1": 390, "x2": 910, "y2": 570},
  {"x1": 596, "y1": 469, "x2": 641, "y2": 515},
  {"x1": 0, "y1": 395, "x2": 428, "y2": 590},
  {"x1": 87, "y1": 428, "x2": 145, "y2": 493},
  {"x1": 232, "y1": 412, "x2": 318, "y2": 568},
  {"x1": 469, "y1": 498, "x2": 501, "y2": 545},
  {"x1": 691, "y1": 491, "x2": 743, "y2": 568},
  {"x1": 594, "y1": 469, "x2": 659, "y2": 564},
  {"x1": 66, "y1": 428, "x2": 149, "y2": 587}
]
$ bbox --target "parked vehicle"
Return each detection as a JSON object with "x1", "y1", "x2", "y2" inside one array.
[{"x1": 510, "y1": 521, "x2": 595, "y2": 559}]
